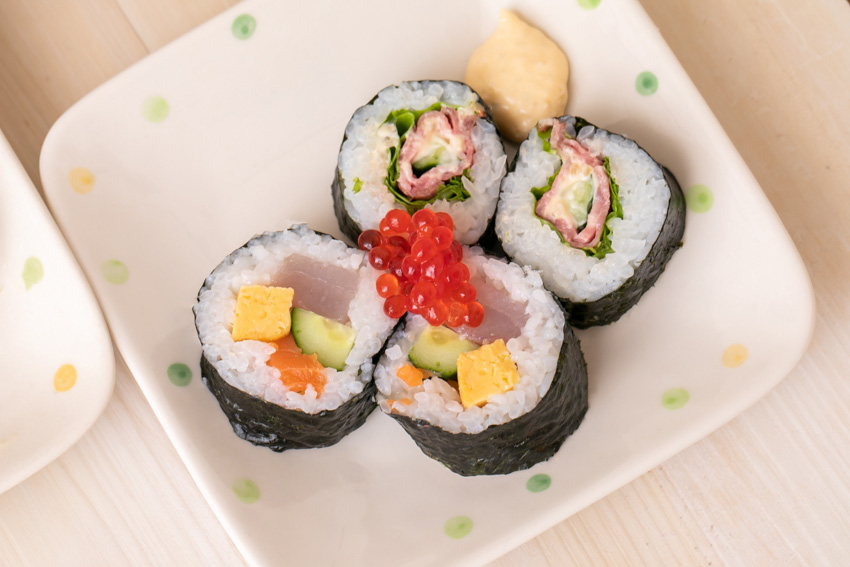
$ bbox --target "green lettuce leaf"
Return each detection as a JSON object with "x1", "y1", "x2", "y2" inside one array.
[
  {"x1": 537, "y1": 128, "x2": 554, "y2": 153},
  {"x1": 531, "y1": 171, "x2": 558, "y2": 200},
  {"x1": 587, "y1": 157, "x2": 623, "y2": 259},
  {"x1": 386, "y1": 170, "x2": 471, "y2": 213},
  {"x1": 528, "y1": 156, "x2": 623, "y2": 259},
  {"x1": 382, "y1": 103, "x2": 472, "y2": 212},
  {"x1": 384, "y1": 102, "x2": 443, "y2": 137}
]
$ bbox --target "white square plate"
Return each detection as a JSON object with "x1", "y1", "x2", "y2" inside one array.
[{"x1": 39, "y1": 1, "x2": 814, "y2": 565}]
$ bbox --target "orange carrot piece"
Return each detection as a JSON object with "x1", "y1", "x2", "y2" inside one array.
[
  {"x1": 386, "y1": 398, "x2": 413, "y2": 413},
  {"x1": 396, "y1": 364, "x2": 425, "y2": 387}
]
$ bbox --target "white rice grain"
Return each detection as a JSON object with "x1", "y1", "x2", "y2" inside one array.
[
  {"x1": 495, "y1": 118, "x2": 670, "y2": 302},
  {"x1": 373, "y1": 248, "x2": 564, "y2": 434},
  {"x1": 194, "y1": 225, "x2": 396, "y2": 414},
  {"x1": 338, "y1": 81, "x2": 506, "y2": 244}
]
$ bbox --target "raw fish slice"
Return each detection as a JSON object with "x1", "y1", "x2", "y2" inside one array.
[
  {"x1": 456, "y1": 276, "x2": 526, "y2": 344},
  {"x1": 272, "y1": 254, "x2": 357, "y2": 323}
]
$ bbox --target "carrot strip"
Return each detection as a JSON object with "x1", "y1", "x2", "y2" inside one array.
[{"x1": 396, "y1": 364, "x2": 425, "y2": 387}]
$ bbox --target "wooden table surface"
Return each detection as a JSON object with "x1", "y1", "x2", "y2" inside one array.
[{"x1": 1, "y1": 1, "x2": 849, "y2": 565}]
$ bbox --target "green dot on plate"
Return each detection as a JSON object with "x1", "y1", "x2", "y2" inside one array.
[
  {"x1": 100, "y1": 260, "x2": 129, "y2": 285},
  {"x1": 22, "y1": 257, "x2": 44, "y2": 290},
  {"x1": 232, "y1": 14, "x2": 256, "y2": 40},
  {"x1": 685, "y1": 184, "x2": 714, "y2": 213},
  {"x1": 635, "y1": 71, "x2": 658, "y2": 96},
  {"x1": 167, "y1": 363, "x2": 192, "y2": 387},
  {"x1": 142, "y1": 96, "x2": 169, "y2": 123},
  {"x1": 232, "y1": 478, "x2": 260, "y2": 503},
  {"x1": 444, "y1": 516, "x2": 473, "y2": 539},
  {"x1": 577, "y1": 0, "x2": 602, "y2": 9},
  {"x1": 661, "y1": 388, "x2": 690, "y2": 410},
  {"x1": 526, "y1": 474, "x2": 552, "y2": 493}
]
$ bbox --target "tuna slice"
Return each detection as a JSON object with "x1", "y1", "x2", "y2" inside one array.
[
  {"x1": 456, "y1": 276, "x2": 527, "y2": 344},
  {"x1": 535, "y1": 119, "x2": 611, "y2": 249},
  {"x1": 397, "y1": 107, "x2": 482, "y2": 201},
  {"x1": 272, "y1": 254, "x2": 358, "y2": 324}
]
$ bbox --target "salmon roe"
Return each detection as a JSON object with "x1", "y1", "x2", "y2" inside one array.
[{"x1": 359, "y1": 209, "x2": 481, "y2": 327}]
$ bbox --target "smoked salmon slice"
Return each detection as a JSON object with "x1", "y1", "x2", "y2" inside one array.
[{"x1": 266, "y1": 334, "x2": 327, "y2": 396}]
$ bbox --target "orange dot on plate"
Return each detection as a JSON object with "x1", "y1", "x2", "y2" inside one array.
[
  {"x1": 54, "y1": 364, "x2": 77, "y2": 391},
  {"x1": 722, "y1": 344, "x2": 748, "y2": 368},
  {"x1": 68, "y1": 167, "x2": 95, "y2": 194}
]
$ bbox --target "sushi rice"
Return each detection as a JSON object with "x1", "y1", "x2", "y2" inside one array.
[
  {"x1": 194, "y1": 225, "x2": 395, "y2": 414},
  {"x1": 374, "y1": 247, "x2": 564, "y2": 434},
  {"x1": 496, "y1": 118, "x2": 671, "y2": 303},
  {"x1": 337, "y1": 81, "x2": 507, "y2": 244}
]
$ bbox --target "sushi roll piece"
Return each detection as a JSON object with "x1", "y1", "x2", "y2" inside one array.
[
  {"x1": 374, "y1": 247, "x2": 588, "y2": 476},
  {"x1": 333, "y1": 80, "x2": 507, "y2": 245},
  {"x1": 194, "y1": 225, "x2": 397, "y2": 451},
  {"x1": 495, "y1": 116, "x2": 686, "y2": 327}
]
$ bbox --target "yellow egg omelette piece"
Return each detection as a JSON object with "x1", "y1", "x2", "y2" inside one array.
[
  {"x1": 231, "y1": 285, "x2": 295, "y2": 342},
  {"x1": 457, "y1": 339, "x2": 520, "y2": 408}
]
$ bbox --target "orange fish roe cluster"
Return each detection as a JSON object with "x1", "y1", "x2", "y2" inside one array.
[{"x1": 358, "y1": 209, "x2": 484, "y2": 327}]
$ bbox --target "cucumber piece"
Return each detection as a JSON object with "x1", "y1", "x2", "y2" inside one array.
[
  {"x1": 408, "y1": 325, "x2": 478, "y2": 378},
  {"x1": 291, "y1": 308, "x2": 355, "y2": 371}
]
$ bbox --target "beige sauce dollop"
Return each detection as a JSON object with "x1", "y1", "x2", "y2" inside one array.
[{"x1": 465, "y1": 10, "x2": 569, "y2": 143}]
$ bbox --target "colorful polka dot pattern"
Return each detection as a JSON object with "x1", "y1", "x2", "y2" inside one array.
[
  {"x1": 577, "y1": 0, "x2": 602, "y2": 9},
  {"x1": 722, "y1": 344, "x2": 748, "y2": 368},
  {"x1": 685, "y1": 184, "x2": 714, "y2": 213},
  {"x1": 22, "y1": 257, "x2": 43, "y2": 290},
  {"x1": 68, "y1": 167, "x2": 95, "y2": 194},
  {"x1": 54, "y1": 364, "x2": 77, "y2": 392},
  {"x1": 59, "y1": 9, "x2": 745, "y2": 540},
  {"x1": 526, "y1": 474, "x2": 552, "y2": 493},
  {"x1": 635, "y1": 71, "x2": 658, "y2": 95},
  {"x1": 232, "y1": 14, "x2": 256, "y2": 40},
  {"x1": 232, "y1": 478, "x2": 260, "y2": 503},
  {"x1": 100, "y1": 260, "x2": 129, "y2": 285},
  {"x1": 444, "y1": 516, "x2": 473, "y2": 539},
  {"x1": 142, "y1": 96, "x2": 169, "y2": 123},
  {"x1": 661, "y1": 388, "x2": 690, "y2": 410},
  {"x1": 167, "y1": 363, "x2": 192, "y2": 387}
]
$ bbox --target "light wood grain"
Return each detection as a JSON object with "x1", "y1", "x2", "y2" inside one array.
[
  {"x1": 1, "y1": 1, "x2": 849, "y2": 566},
  {"x1": 114, "y1": 0, "x2": 238, "y2": 51},
  {"x1": 0, "y1": 0, "x2": 149, "y2": 189}
]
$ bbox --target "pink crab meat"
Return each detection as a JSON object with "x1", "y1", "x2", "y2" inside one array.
[
  {"x1": 535, "y1": 119, "x2": 611, "y2": 249},
  {"x1": 396, "y1": 107, "x2": 482, "y2": 201},
  {"x1": 271, "y1": 254, "x2": 358, "y2": 324}
]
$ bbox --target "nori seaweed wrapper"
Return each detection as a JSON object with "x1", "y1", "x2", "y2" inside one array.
[
  {"x1": 562, "y1": 166, "x2": 685, "y2": 328},
  {"x1": 387, "y1": 307, "x2": 588, "y2": 476},
  {"x1": 199, "y1": 355, "x2": 377, "y2": 452},
  {"x1": 194, "y1": 227, "x2": 393, "y2": 452},
  {"x1": 332, "y1": 80, "x2": 505, "y2": 244},
  {"x1": 496, "y1": 116, "x2": 686, "y2": 329}
]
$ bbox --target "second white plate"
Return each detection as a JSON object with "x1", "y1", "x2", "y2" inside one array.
[{"x1": 0, "y1": 131, "x2": 114, "y2": 495}]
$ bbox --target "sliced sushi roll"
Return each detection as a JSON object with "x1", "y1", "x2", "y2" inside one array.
[
  {"x1": 333, "y1": 80, "x2": 507, "y2": 245},
  {"x1": 194, "y1": 226, "x2": 397, "y2": 451},
  {"x1": 374, "y1": 247, "x2": 588, "y2": 476},
  {"x1": 495, "y1": 116, "x2": 686, "y2": 327}
]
